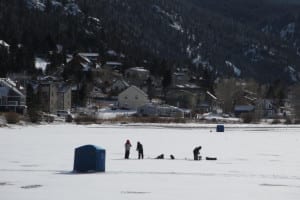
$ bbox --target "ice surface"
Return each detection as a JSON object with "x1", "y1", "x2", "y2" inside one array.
[{"x1": 0, "y1": 124, "x2": 300, "y2": 200}]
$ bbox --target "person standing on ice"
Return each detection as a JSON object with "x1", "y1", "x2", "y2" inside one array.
[
  {"x1": 193, "y1": 146, "x2": 202, "y2": 160},
  {"x1": 124, "y1": 139, "x2": 132, "y2": 159},
  {"x1": 136, "y1": 141, "x2": 144, "y2": 159}
]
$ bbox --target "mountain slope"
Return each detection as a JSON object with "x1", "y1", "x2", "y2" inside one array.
[{"x1": 1, "y1": 0, "x2": 300, "y2": 83}]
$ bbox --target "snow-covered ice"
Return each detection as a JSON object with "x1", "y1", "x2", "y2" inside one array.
[{"x1": 1, "y1": 124, "x2": 300, "y2": 200}]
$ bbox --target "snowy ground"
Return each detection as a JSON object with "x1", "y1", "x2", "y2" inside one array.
[{"x1": 1, "y1": 124, "x2": 300, "y2": 200}]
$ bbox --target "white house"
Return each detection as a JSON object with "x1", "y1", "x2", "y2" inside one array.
[
  {"x1": 0, "y1": 78, "x2": 26, "y2": 113},
  {"x1": 118, "y1": 86, "x2": 149, "y2": 110}
]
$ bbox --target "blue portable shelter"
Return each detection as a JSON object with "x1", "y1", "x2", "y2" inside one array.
[
  {"x1": 73, "y1": 145, "x2": 106, "y2": 172},
  {"x1": 216, "y1": 125, "x2": 225, "y2": 132}
]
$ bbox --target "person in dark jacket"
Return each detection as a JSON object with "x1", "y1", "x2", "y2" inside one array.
[
  {"x1": 193, "y1": 146, "x2": 202, "y2": 160},
  {"x1": 124, "y1": 139, "x2": 132, "y2": 159},
  {"x1": 136, "y1": 141, "x2": 144, "y2": 159}
]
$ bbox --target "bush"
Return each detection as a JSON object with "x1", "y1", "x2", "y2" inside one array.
[
  {"x1": 65, "y1": 114, "x2": 73, "y2": 123},
  {"x1": 74, "y1": 115, "x2": 97, "y2": 124},
  {"x1": 240, "y1": 113, "x2": 254, "y2": 123},
  {"x1": 284, "y1": 118, "x2": 292, "y2": 124},
  {"x1": 294, "y1": 119, "x2": 300, "y2": 124},
  {"x1": 4, "y1": 112, "x2": 20, "y2": 124},
  {"x1": 43, "y1": 114, "x2": 54, "y2": 123},
  {"x1": 28, "y1": 110, "x2": 42, "y2": 123},
  {"x1": 271, "y1": 118, "x2": 281, "y2": 124}
]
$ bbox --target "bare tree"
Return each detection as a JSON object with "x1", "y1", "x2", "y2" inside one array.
[
  {"x1": 214, "y1": 78, "x2": 241, "y2": 113},
  {"x1": 290, "y1": 84, "x2": 300, "y2": 121},
  {"x1": 215, "y1": 78, "x2": 261, "y2": 115}
]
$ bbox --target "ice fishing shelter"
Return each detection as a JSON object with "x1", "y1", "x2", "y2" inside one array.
[
  {"x1": 216, "y1": 125, "x2": 224, "y2": 132},
  {"x1": 73, "y1": 145, "x2": 106, "y2": 172}
]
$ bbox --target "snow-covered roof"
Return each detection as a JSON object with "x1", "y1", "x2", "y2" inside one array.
[
  {"x1": 113, "y1": 79, "x2": 130, "y2": 87},
  {"x1": 173, "y1": 72, "x2": 186, "y2": 76},
  {"x1": 120, "y1": 85, "x2": 148, "y2": 97},
  {"x1": 206, "y1": 91, "x2": 217, "y2": 100},
  {"x1": 175, "y1": 83, "x2": 200, "y2": 89},
  {"x1": 105, "y1": 61, "x2": 122, "y2": 66},
  {"x1": 107, "y1": 50, "x2": 118, "y2": 56},
  {"x1": 0, "y1": 78, "x2": 25, "y2": 97},
  {"x1": 234, "y1": 105, "x2": 255, "y2": 112},
  {"x1": 78, "y1": 53, "x2": 99, "y2": 58},
  {"x1": 127, "y1": 67, "x2": 149, "y2": 72},
  {"x1": 0, "y1": 40, "x2": 9, "y2": 48}
]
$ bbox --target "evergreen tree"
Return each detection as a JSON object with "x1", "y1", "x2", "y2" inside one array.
[
  {"x1": 26, "y1": 84, "x2": 41, "y2": 123},
  {"x1": 162, "y1": 69, "x2": 172, "y2": 98}
]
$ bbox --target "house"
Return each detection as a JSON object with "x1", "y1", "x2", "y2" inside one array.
[
  {"x1": 234, "y1": 105, "x2": 255, "y2": 117},
  {"x1": 172, "y1": 72, "x2": 190, "y2": 86},
  {"x1": 102, "y1": 61, "x2": 123, "y2": 71},
  {"x1": 57, "y1": 84, "x2": 72, "y2": 111},
  {"x1": 118, "y1": 86, "x2": 149, "y2": 110},
  {"x1": 78, "y1": 53, "x2": 100, "y2": 63},
  {"x1": 137, "y1": 103, "x2": 184, "y2": 118},
  {"x1": 166, "y1": 90, "x2": 198, "y2": 109},
  {"x1": 89, "y1": 86, "x2": 104, "y2": 99},
  {"x1": 67, "y1": 53, "x2": 93, "y2": 71},
  {"x1": 125, "y1": 67, "x2": 150, "y2": 86},
  {"x1": 197, "y1": 91, "x2": 220, "y2": 113},
  {"x1": 256, "y1": 99, "x2": 278, "y2": 118},
  {"x1": 39, "y1": 82, "x2": 58, "y2": 113},
  {"x1": 97, "y1": 68, "x2": 123, "y2": 89},
  {"x1": 39, "y1": 82, "x2": 72, "y2": 113},
  {"x1": 111, "y1": 79, "x2": 130, "y2": 93},
  {"x1": 0, "y1": 78, "x2": 26, "y2": 113}
]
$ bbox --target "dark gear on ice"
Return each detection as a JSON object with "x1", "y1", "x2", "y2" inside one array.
[{"x1": 156, "y1": 154, "x2": 164, "y2": 159}]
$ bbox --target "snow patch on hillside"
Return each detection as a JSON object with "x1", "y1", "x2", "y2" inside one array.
[
  {"x1": 64, "y1": 2, "x2": 82, "y2": 16},
  {"x1": 225, "y1": 61, "x2": 241, "y2": 77},
  {"x1": 26, "y1": 0, "x2": 45, "y2": 11},
  {"x1": 244, "y1": 45, "x2": 263, "y2": 62},
  {"x1": 280, "y1": 22, "x2": 296, "y2": 40},
  {"x1": 170, "y1": 22, "x2": 184, "y2": 32},
  {"x1": 284, "y1": 65, "x2": 299, "y2": 82},
  {"x1": 26, "y1": 0, "x2": 82, "y2": 15},
  {"x1": 152, "y1": 5, "x2": 184, "y2": 33}
]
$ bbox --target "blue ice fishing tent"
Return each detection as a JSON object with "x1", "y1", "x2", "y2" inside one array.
[
  {"x1": 73, "y1": 145, "x2": 106, "y2": 172},
  {"x1": 216, "y1": 125, "x2": 225, "y2": 132}
]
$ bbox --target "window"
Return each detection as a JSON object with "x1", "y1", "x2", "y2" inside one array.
[
  {"x1": 124, "y1": 96, "x2": 128, "y2": 99},
  {"x1": 135, "y1": 95, "x2": 138, "y2": 100}
]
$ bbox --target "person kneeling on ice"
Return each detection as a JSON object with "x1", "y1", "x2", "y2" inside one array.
[
  {"x1": 193, "y1": 146, "x2": 202, "y2": 160},
  {"x1": 124, "y1": 139, "x2": 132, "y2": 159},
  {"x1": 136, "y1": 141, "x2": 144, "y2": 159},
  {"x1": 156, "y1": 154, "x2": 164, "y2": 159}
]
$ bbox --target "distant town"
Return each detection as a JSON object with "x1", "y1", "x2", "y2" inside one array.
[{"x1": 0, "y1": 40, "x2": 300, "y2": 125}]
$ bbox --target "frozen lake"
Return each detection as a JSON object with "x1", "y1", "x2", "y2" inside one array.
[{"x1": 0, "y1": 124, "x2": 300, "y2": 200}]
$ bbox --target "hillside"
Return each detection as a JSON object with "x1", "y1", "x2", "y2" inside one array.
[{"x1": 1, "y1": 0, "x2": 300, "y2": 83}]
